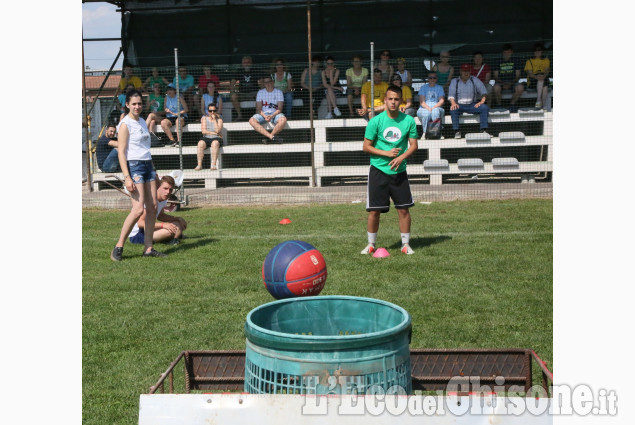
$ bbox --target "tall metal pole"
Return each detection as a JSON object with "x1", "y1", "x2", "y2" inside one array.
[
  {"x1": 82, "y1": 29, "x2": 94, "y2": 191},
  {"x1": 370, "y1": 42, "x2": 374, "y2": 119},
  {"x1": 174, "y1": 48, "x2": 185, "y2": 200},
  {"x1": 307, "y1": 0, "x2": 316, "y2": 187}
]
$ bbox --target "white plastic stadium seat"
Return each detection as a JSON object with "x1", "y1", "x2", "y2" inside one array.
[
  {"x1": 423, "y1": 159, "x2": 449, "y2": 169},
  {"x1": 457, "y1": 158, "x2": 484, "y2": 168},
  {"x1": 465, "y1": 132, "x2": 492, "y2": 143},
  {"x1": 498, "y1": 132, "x2": 526, "y2": 143},
  {"x1": 492, "y1": 157, "x2": 520, "y2": 167}
]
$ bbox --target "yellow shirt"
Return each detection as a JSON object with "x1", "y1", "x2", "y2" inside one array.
[
  {"x1": 118, "y1": 76, "x2": 143, "y2": 90},
  {"x1": 524, "y1": 58, "x2": 550, "y2": 88},
  {"x1": 399, "y1": 85, "x2": 413, "y2": 108},
  {"x1": 524, "y1": 58, "x2": 550, "y2": 75},
  {"x1": 361, "y1": 81, "x2": 389, "y2": 108}
]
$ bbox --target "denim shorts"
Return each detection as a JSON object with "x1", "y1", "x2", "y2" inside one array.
[
  {"x1": 251, "y1": 113, "x2": 285, "y2": 125},
  {"x1": 128, "y1": 160, "x2": 157, "y2": 184}
]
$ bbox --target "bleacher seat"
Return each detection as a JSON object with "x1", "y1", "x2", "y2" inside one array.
[
  {"x1": 492, "y1": 157, "x2": 520, "y2": 167},
  {"x1": 466, "y1": 132, "x2": 492, "y2": 143},
  {"x1": 499, "y1": 131, "x2": 526, "y2": 143},
  {"x1": 457, "y1": 158, "x2": 485, "y2": 169}
]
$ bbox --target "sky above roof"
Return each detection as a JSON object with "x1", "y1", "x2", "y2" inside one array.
[{"x1": 82, "y1": 2, "x2": 123, "y2": 70}]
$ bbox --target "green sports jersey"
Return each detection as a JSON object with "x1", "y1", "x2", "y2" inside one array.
[{"x1": 364, "y1": 111, "x2": 418, "y2": 174}]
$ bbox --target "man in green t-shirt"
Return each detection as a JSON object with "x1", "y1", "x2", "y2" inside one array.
[{"x1": 361, "y1": 85, "x2": 419, "y2": 255}]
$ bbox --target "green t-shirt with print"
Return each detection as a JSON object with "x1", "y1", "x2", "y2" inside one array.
[
  {"x1": 364, "y1": 111, "x2": 418, "y2": 175},
  {"x1": 148, "y1": 93, "x2": 165, "y2": 112}
]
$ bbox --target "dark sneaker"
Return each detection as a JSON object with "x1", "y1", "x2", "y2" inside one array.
[
  {"x1": 143, "y1": 248, "x2": 168, "y2": 258},
  {"x1": 166, "y1": 238, "x2": 181, "y2": 246},
  {"x1": 110, "y1": 246, "x2": 123, "y2": 262},
  {"x1": 272, "y1": 136, "x2": 283, "y2": 144}
]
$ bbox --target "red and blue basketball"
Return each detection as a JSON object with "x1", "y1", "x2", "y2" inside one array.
[{"x1": 262, "y1": 240, "x2": 327, "y2": 299}]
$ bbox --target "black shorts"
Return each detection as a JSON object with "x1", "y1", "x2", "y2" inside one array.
[
  {"x1": 166, "y1": 115, "x2": 188, "y2": 125},
  {"x1": 202, "y1": 135, "x2": 223, "y2": 147},
  {"x1": 366, "y1": 165, "x2": 414, "y2": 213}
]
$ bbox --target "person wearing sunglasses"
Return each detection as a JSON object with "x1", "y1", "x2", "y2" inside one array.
[
  {"x1": 127, "y1": 175, "x2": 188, "y2": 246},
  {"x1": 416, "y1": 71, "x2": 446, "y2": 139},
  {"x1": 390, "y1": 74, "x2": 415, "y2": 117},
  {"x1": 377, "y1": 50, "x2": 394, "y2": 83},
  {"x1": 200, "y1": 81, "x2": 223, "y2": 117},
  {"x1": 322, "y1": 56, "x2": 344, "y2": 119},
  {"x1": 195, "y1": 105, "x2": 224, "y2": 171}
]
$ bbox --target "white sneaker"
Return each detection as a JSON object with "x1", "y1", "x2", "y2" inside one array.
[
  {"x1": 333, "y1": 107, "x2": 342, "y2": 117},
  {"x1": 534, "y1": 101, "x2": 542, "y2": 109},
  {"x1": 360, "y1": 244, "x2": 376, "y2": 255},
  {"x1": 325, "y1": 112, "x2": 333, "y2": 119},
  {"x1": 401, "y1": 244, "x2": 414, "y2": 255}
]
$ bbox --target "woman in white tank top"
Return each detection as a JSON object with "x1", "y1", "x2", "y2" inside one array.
[{"x1": 110, "y1": 89, "x2": 167, "y2": 261}]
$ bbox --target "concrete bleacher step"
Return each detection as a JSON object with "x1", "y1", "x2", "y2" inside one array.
[{"x1": 90, "y1": 110, "x2": 552, "y2": 189}]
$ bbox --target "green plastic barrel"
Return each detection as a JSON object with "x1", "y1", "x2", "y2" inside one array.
[{"x1": 244, "y1": 295, "x2": 412, "y2": 395}]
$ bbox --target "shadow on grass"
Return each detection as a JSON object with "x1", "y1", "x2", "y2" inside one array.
[
  {"x1": 159, "y1": 236, "x2": 219, "y2": 254},
  {"x1": 388, "y1": 235, "x2": 452, "y2": 250}
]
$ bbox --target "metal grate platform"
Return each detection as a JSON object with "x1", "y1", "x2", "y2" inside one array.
[{"x1": 150, "y1": 348, "x2": 553, "y2": 396}]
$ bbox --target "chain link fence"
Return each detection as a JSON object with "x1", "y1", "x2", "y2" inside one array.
[{"x1": 82, "y1": 46, "x2": 552, "y2": 208}]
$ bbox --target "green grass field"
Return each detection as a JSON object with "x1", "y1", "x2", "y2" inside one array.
[{"x1": 82, "y1": 199, "x2": 552, "y2": 425}]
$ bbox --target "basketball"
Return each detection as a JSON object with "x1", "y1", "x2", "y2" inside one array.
[{"x1": 262, "y1": 240, "x2": 327, "y2": 299}]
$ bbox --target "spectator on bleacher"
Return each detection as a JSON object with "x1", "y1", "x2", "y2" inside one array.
[
  {"x1": 299, "y1": 56, "x2": 325, "y2": 119},
  {"x1": 142, "y1": 67, "x2": 169, "y2": 93},
  {"x1": 200, "y1": 81, "x2": 223, "y2": 117},
  {"x1": 390, "y1": 74, "x2": 415, "y2": 117},
  {"x1": 416, "y1": 70, "x2": 445, "y2": 139},
  {"x1": 432, "y1": 51, "x2": 454, "y2": 93},
  {"x1": 377, "y1": 50, "x2": 394, "y2": 83},
  {"x1": 345, "y1": 55, "x2": 369, "y2": 117},
  {"x1": 145, "y1": 82, "x2": 165, "y2": 136},
  {"x1": 111, "y1": 89, "x2": 166, "y2": 261},
  {"x1": 492, "y1": 44, "x2": 525, "y2": 112},
  {"x1": 128, "y1": 175, "x2": 187, "y2": 246},
  {"x1": 470, "y1": 51, "x2": 492, "y2": 87},
  {"x1": 117, "y1": 84, "x2": 136, "y2": 122},
  {"x1": 271, "y1": 58, "x2": 294, "y2": 119},
  {"x1": 116, "y1": 65, "x2": 142, "y2": 97},
  {"x1": 172, "y1": 66, "x2": 196, "y2": 115},
  {"x1": 231, "y1": 56, "x2": 264, "y2": 121},
  {"x1": 395, "y1": 58, "x2": 413, "y2": 88},
  {"x1": 524, "y1": 43, "x2": 551, "y2": 109},
  {"x1": 160, "y1": 84, "x2": 188, "y2": 147},
  {"x1": 447, "y1": 64, "x2": 490, "y2": 139},
  {"x1": 249, "y1": 76, "x2": 287, "y2": 144},
  {"x1": 195, "y1": 104, "x2": 223, "y2": 171},
  {"x1": 357, "y1": 68, "x2": 389, "y2": 120},
  {"x1": 96, "y1": 124, "x2": 119, "y2": 172},
  {"x1": 196, "y1": 65, "x2": 221, "y2": 116},
  {"x1": 322, "y1": 56, "x2": 344, "y2": 119}
]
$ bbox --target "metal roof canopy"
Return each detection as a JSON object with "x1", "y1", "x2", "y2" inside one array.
[{"x1": 108, "y1": 0, "x2": 552, "y2": 67}]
